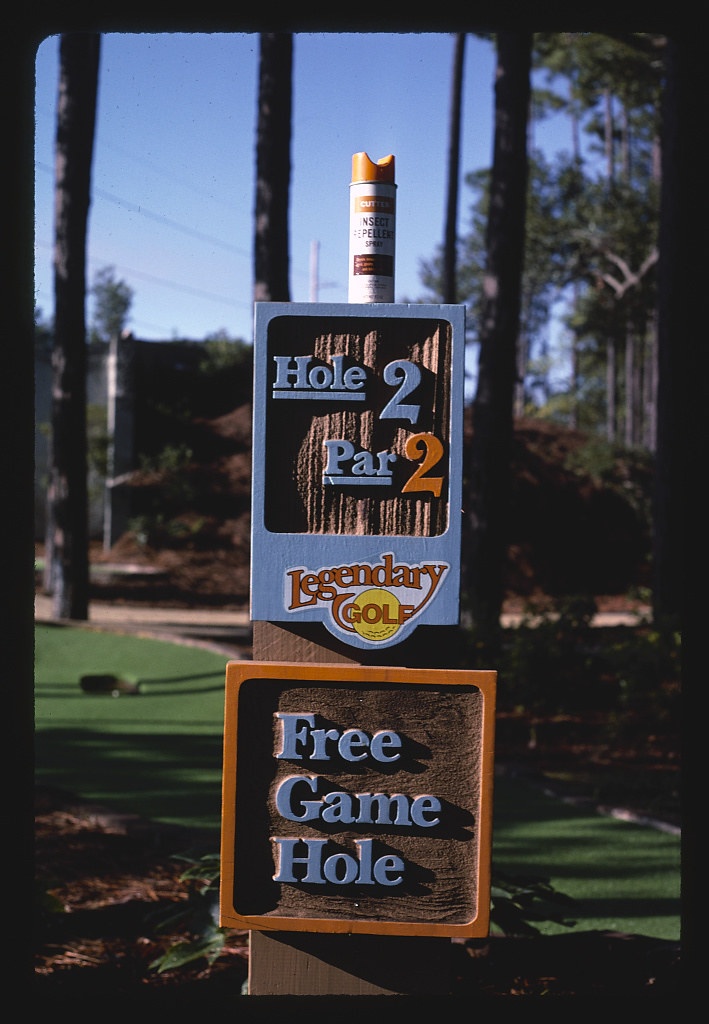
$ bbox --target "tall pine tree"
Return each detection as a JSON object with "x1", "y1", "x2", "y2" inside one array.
[{"x1": 44, "y1": 32, "x2": 100, "y2": 620}]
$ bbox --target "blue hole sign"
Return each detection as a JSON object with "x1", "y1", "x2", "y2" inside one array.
[{"x1": 250, "y1": 302, "x2": 466, "y2": 650}]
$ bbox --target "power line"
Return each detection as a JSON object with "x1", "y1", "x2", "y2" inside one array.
[
  {"x1": 36, "y1": 160, "x2": 252, "y2": 259},
  {"x1": 36, "y1": 158, "x2": 317, "y2": 287},
  {"x1": 34, "y1": 238, "x2": 253, "y2": 311}
]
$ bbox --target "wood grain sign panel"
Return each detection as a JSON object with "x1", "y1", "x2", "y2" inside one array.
[
  {"x1": 219, "y1": 662, "x2": 496, "y2": 938},
  {"x1": 250, "y1": 303, "x2": 465, "y2": 650}
]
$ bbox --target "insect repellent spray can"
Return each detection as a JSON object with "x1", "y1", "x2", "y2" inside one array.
[{"x1": 348, "y1": 152, "x2": 396, "y2": 303}]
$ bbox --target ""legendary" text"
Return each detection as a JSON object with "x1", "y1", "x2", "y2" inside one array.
[{"x1": 287, "y1": 553, "x2": 448, "y2": 610}]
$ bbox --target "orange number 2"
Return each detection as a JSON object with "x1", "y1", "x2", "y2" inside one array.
[{"x1": 402, "y1": 433, "x2": 444, "y2": 496}]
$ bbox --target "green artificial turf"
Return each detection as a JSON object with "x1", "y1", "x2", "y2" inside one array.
[
  {"x1": 34, "y1": 623, "x2": 681, "y2": 942},
  {"x1": 34, "y1": 623, "x2": 230, "y2": 830},
  {"x1": 492, "y1": 775, "x2": 680, "y2": 941}
]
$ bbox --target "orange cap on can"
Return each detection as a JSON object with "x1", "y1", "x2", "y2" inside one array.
[{"x1": 351, "y1": 152, "x2": 395, "y2": 184}]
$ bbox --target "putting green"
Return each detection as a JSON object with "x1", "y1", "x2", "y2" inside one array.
[{"x1": 35, "y1": 623, "x2": 232, "y2": 830}]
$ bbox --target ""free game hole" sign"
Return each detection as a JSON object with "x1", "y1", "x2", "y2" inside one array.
[{"x1": 219, "y1": 661, "x2": 496, "y2": 937}]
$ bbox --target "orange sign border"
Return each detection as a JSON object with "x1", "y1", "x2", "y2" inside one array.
[{"x1": 219, "y1": 661, "x2": 496, "y2": 937}]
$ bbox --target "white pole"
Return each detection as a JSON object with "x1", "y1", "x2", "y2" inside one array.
[{"x1": 309, "y1": 239, "x2": 320, "y2": 302}]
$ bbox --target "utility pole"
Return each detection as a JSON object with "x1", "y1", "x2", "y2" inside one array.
[{"x1": 309, "y1": 239, "x2": 319, "y2": 302}]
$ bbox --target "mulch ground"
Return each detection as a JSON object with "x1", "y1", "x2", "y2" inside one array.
[{"x1": 32, "y1": 773, "x2": 681, "y2": 1002}]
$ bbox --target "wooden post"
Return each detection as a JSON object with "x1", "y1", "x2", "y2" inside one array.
[
  {"x1": 229, "y1": 622, "x2": 495, "y2": 991},
  {"x1": 249, "y1": 925, "x2": 453, "y2": 995},
  {"x1": 220, "y1": 295, "x2": 493, "y2": 997},
  {"x1": 249, "y1": 623, "x2": 460, "y2": 996}
]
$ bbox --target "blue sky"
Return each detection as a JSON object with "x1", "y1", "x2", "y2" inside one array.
[{"x1": 34, "y1": 32, "x2": 571, "y2": 346}]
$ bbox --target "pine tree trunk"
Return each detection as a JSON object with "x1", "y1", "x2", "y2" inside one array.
[
  {"x1": 653, "y1": 36, "x2": 688, "y2": 625},
  {"x1": 443, "y1": 32, "x2": 466, "y2": 304},
  {"x1": 606, "y1": 335, "x2": 616, "y2": 442},
  {"x1": 624, "y1": 325, "x2": 634, "y2": 447},
  {"x1": 463, "y1": 31, "x2": 532, "y2": 640},
  {"x1": 44, "y1": 33, "x2": 100, "y2": 620},
  {"x1": 254, "y1": 33, "x2": 293, "y2": 304}
]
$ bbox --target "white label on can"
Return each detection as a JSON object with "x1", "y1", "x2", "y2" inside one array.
[{"x1": 348, "y1": 183, "x2": 396, "y2": 303}]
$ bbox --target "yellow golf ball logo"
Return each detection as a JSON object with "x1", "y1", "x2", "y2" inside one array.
[{"x1": 351, "y1": 588, "x2": 402, "y2": 642}]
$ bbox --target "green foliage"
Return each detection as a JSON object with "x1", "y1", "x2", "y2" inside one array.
[
  {"x1": 149, "y1": 933, "x2": 228, "y2": 973},
  {"x1": 564, "y1": 434, "x2": 617, "y2": 480},
  {"x1": 496, "y1": 595, "x2": 609, "y2": 718},
  {"x1": 604, "y1": 626, "x2": 681, "y2": 727},
  {"x1": 90, "y1": 265, "x2": 134, "y2": 343},
  {"x1": 458, "y1": 592, "x2": 680, "y2": 750},
  {"x1": 199, "y1": 333, "x2": 252, "y2": 375},
  {"x1": 128, "y1": 513, "x2": 209, "y2": 549},
  {"x1": 128, "y1": 443, "x2": 202, "y2": 547},
  {"x1": 145, "y1": 852, "x2": 577, "y2": 975},
  {"x1": 35, "y1": 879, "x2": 67, "y2": 922},
  {"x1": 138, "y1": 442, "x2": 194, "y2": 476},
  {"x1": 148, "y1": 852, "x2": 231, "y2": 974},
  {"x1": 564, "y1": 435, "x2": 654, "y2": 531},
  {"x1": 419, "y1": 33, "x2": 662, "y2": 437}
]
